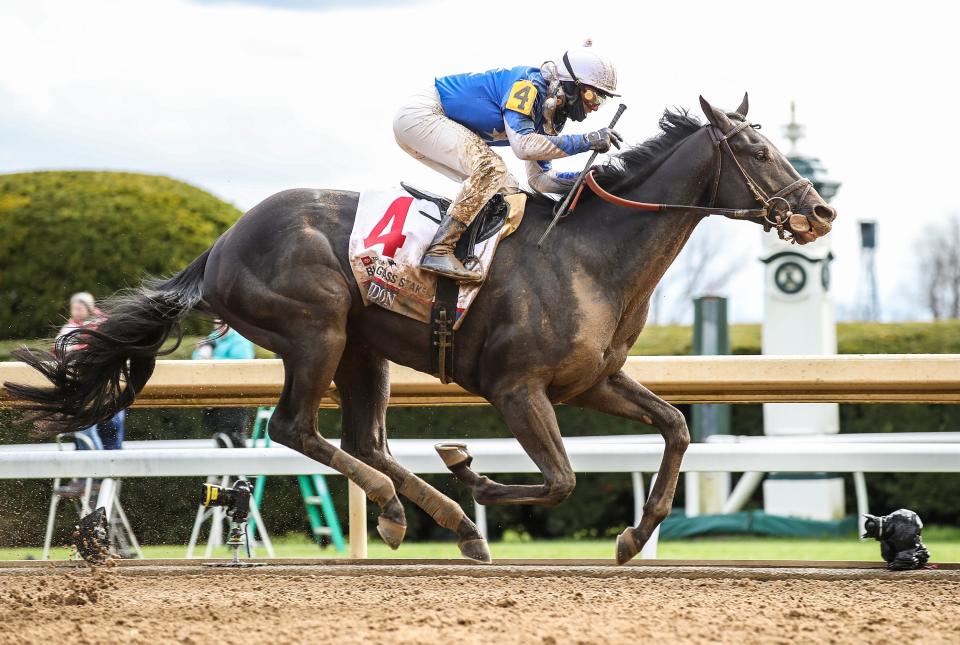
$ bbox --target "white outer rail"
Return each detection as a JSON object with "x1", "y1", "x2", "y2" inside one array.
[
  {"x1": 707, "y1": 432, "x2": 960, "y2": 444},
  {"x1": 3, "y1": 440, "x2": 959, "y2": 559},
  {"x1": 701, "y1": 432, "x2": 960, "y2": 529},
  {"x1": 3, "y1": 441, "x2": 960, "y2": 479}
]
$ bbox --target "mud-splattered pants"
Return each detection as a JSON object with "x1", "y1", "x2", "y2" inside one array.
[{"x1": 393, "y1": 87, "x2": 518, "y2": 225}]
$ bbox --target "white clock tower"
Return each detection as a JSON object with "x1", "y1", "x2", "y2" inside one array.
[{"x1": 760, "y1": 103, "x2": 843, "y2": 520}]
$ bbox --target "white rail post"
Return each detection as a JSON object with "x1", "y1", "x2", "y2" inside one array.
[
  {"x1": 631, "y1": 472, "x2": 645, "y2": 527},
  {"x1": 684, "y1": 471, "x2": 701, "y2": 518},
  {"x1": 474, "y1": 500, "x2": 488, "y2": 540},
  {"x1": 640, "y1": 473, "x2": 659, "y2": 559},
  {"x1": 632, "y1": 472, "x2": 660, "y2": 560},
  {"x1": 721, "y1": 471, "x2": 766, "y2": 514},
  {"x1": 853, "y1": 472, "x2": 869, "y2": 535},
  {"x1": 348, "y1": 481, "x2": 368, "y2": 558}
]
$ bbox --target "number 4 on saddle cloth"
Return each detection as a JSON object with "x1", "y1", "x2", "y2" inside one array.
[{"x1": 348, "y1": 185, "x2": 526, "y2": 329}]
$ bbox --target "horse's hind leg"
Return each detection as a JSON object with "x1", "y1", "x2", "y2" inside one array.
[
  {"x1": 269, "y1": 331, "x2": 407, "y2": 549},
  {"x1": 336, "y1": 338, "x2": 490, "y2": 563},
  {"x1": 438, "y1": 383, "x2": 577, "y2": 507}
]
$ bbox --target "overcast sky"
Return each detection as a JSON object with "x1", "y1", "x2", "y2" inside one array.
[{"x1": 2, "y1": 0, "x2": 957, "y2": 323}]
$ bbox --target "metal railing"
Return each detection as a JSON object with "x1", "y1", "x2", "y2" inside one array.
[
  {"x1": 3, "y1": 354, "x2": 960, "y2": 559},
  {"x1": 2, "y1": 438, "x2": 959, "y2": 559}
]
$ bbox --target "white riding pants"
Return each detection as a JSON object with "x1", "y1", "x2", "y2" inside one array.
[{"x1": 393, "y1": 87, "x2": 518, "y2": 224}]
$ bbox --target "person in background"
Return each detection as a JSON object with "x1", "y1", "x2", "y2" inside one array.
[
  {"x1": 57, "y1": 291, "x2": 102, "y2": 340},
  {"x1": 193, "y1": 321, "x2": 256, "y2": 447},
  {"x1": 55, "y1": 292, "x2": 126, "y2": 496}
]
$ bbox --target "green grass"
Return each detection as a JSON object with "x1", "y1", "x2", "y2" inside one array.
[{"x1": 5, "y1": 527, "x2": 959, "y2": 563}]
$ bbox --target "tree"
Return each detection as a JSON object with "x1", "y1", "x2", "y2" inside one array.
[
  {"x1": 0, "y1": 171, "x2": 242, "y2": 339},
  {"x1": 916, "y1": 214, "x2": 960, "y2": 320},
  {"x1": 649, "y1": 223, "x2": 743, "y2": 325}
]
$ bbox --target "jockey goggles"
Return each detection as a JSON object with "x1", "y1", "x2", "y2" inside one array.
[
  {"x1": 560, "y1": 81, "x2": 609, "y2": 122},
  {"x1": 582, "y1": 87, "x2": 608, "y2": 109}
]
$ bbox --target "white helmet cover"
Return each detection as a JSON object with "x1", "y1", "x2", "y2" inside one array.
[{"x1": 557, "y1": 40, "x2": 619, "y2": 96}]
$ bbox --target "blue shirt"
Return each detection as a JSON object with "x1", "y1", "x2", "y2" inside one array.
[
  {"x1": 192, "y1": 328, "x2": 256, "y2": 360},
  {"x1": 435, "y1": 66, "x2": 589, "y2": 157}
]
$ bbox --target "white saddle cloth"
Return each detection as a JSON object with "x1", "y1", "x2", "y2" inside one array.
[{"x1": 348, "y1": 188, "x2": 525, "y2": 329}]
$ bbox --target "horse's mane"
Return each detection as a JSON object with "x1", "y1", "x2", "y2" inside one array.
[
  {"x1": 527, "y1": 108, "x2": 704, "y2": 206},
  {"x1": 591, "y1": 108, "x2": 703, "y2": 194}
]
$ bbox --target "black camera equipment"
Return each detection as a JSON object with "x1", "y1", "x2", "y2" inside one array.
[
  {"x1": 201, "y1": 479, "x2": 256, "y2": 566},
  {"x1": 862, "y1": 509, "x2": 931, "y2": 571}
]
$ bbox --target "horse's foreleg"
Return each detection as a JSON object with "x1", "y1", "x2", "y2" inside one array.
[
  {"x1": 270, "y1": 333, "x2": 407, "y2": 550},
  {"x1": 336, "y1": 339, "x2": 490, "y2": 562},
  {"x1": 439, "y1": 384, "x2": 576, "y2": 507},
  {"x1": 568, "y1": 369, "x2": 690, "y2": 564}
]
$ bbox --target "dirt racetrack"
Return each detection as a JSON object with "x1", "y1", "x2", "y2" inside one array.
[{"x1": 1, "y1": 561, "x2": 958, "y2": 644}]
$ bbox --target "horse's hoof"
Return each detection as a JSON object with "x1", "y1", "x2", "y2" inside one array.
[
  {"x1": 616, "y1": 528, "x2": 639, "y2": 565},
  {"x1": 458, "y1": 538, "x2": 492, "y2": 564},
  {"x1": 376, "y1": 516, "x2": 407, "y2": 550},
  {"x1": 435, "y1": 443, "x2": 472, "y2": 469},
  {"x1": 75, "y1": 507, "x2": 109, "y2": 565}
]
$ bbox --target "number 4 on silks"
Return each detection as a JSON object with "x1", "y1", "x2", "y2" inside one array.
[
  {"x1": 364, "y1": 196, "x2": 413, "y2": 258},
  {"x1": 505, "y1": 80, "x2": 537, "y2": 116}
]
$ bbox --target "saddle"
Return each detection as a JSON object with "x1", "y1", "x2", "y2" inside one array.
[
  {"x1": 400, "y1": 183, "x2": 512, "y2": 384},
  {"x1": 400, "y1": 182, "x2": 510, "y2": 253}
]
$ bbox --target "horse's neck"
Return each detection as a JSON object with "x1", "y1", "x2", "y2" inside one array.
[{"x1": 579, "y1": 131, "x2": 715, "y2": 307}]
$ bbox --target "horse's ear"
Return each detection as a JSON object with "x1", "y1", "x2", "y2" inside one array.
[
  {"x1": 736, "y1": 92, "x2": 749, "y2": 118},
  {"x1": 699, "y1": 95, "x2": 734, "y2": 131}
]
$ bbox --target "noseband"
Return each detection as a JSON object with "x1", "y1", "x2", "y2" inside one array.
[{"x1": 569, "y1": 119, "x2": 814, "y2": 243}]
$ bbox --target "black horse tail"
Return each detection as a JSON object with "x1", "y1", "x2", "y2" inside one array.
[{"x1": 4, "y1": 248, "x2": 213, "y2": 436}]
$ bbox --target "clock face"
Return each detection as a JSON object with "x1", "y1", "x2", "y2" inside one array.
[{"x1": 774, "y1": 261, "x2": 807, "y2": 294}]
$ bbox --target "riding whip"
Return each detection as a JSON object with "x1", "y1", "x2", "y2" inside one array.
[{"x1": 537, "y1": 103, "x2": 627, "y2": 247}]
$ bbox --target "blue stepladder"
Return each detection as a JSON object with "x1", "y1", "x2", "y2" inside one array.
[{"x1": 249, "y1": 407, "x2": 346, "y2": 553}]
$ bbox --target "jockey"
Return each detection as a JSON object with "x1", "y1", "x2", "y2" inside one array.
[{"x1": 393, "y1": 41, "x2": 622, "y2": 282}]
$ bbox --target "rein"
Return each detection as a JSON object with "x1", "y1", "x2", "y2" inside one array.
[{"x1": 568, "y1": 121, "x2": 813, "y2": 242}]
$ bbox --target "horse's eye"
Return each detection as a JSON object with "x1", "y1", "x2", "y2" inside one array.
[{"x1": 755, "y1": 148, "x2": 769, "y2": 161}]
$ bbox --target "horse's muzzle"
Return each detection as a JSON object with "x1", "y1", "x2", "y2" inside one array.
[{"x1": 787, "y1": 203, "x2": 837, "y2": 244}]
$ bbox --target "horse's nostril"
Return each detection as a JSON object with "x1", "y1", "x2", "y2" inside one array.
[{"x1": 814, "y1": 204, "x2": 837, "y2": 222}]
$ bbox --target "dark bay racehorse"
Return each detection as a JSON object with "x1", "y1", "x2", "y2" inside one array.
[{"x1": 5, "y1": 95, "x2": 836, "y2": 564}]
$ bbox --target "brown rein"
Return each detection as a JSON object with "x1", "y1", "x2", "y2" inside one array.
[
  {"x1": 571, "y1": 169, "x2": 767, "y2": 221},
  {"x1": 566, "y1": 122, "x2": 814, "y2": 241}
]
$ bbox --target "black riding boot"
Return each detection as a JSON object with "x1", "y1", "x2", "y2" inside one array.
[{"x1": 420, "y1": 217, "x2": 483, "y2": 282}]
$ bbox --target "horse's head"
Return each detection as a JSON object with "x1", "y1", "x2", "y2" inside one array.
[{"x1": 699, "y1": 94, "x2": 837, "y2": 244}]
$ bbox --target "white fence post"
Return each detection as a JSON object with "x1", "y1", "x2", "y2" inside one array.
[
  {"x1": 348, "y1": 481, "x2": 367, "y2": 558},
  {"x1": 640, "y1": 473, "x2": 659, "y2": 560},
  {"x1": 633, "y1": 472, "x2": 660, "y2": 560},
  {"x1": 853, "y1": 472, "x2": 869, "y2": 535},
  {"x1": 474, "y1": 500, "x2": 488, "y2": 540}
]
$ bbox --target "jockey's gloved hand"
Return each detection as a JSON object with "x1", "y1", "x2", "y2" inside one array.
[{"x1": 584, "y1": 128, "x2": 623, "y2": 153}]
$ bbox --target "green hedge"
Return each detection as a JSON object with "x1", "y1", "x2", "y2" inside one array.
[
  {"x1": 0, "y1": 171, "x2": 242, "y2": 339},
  {"x1": 631, "y1": 320, "x2": 960, "y2": 356}
]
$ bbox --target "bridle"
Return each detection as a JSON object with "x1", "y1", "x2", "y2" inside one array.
[
  {"x1": 707, "y1": 119, "x2": 813, "y2": 240},
  {"x1": 568, "y1": 118, "x2": 814, "y2": 243}
]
